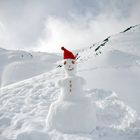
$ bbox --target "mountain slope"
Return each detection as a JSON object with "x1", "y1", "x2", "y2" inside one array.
[
  {"x1": 0, "y1": 48, "x2": 61, "y2": 87},
  {"x1": 77, "y1": 24, "x2": 140, "y2": 114},
  {"x1": 0, "y1": 24, "x2": 140, "y2": 140},
  {"x1": 0, "y1": 68, "x2": 140, "y2": 140}
]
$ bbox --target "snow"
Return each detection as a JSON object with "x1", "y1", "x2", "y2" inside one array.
[
  {"x1": 0, "y1": 25, "x2": 140, "y2": 139},
  {"x1": 46, "y1": 99, "x2": 96, "y2": 133},
  {"x1": 16, "y1": 130, "x2": 50, "y2": 140},
  {"x1": 0, "y1": 49, "x2": 60, "y2": 87},
  {"x1": 77, "y1": 24, "x2": 140, "y2": 114}
]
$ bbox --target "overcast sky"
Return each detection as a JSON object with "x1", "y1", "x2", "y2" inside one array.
[{"x1": 0, "y1": 0, "x2": 140, "y2": 52}]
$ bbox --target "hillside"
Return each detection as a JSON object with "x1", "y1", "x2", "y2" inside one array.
[
  {"x1": 0, "y1": 24, "x2": 140, "y2": 140},
  {"x1": 77, "y1": 24, "x2": 140, "y2": 114},
  {"x1": 0, "y1": 48, "x2": 60, "y2": 87}
]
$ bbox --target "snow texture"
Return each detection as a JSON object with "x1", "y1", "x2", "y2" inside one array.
[
  {"x1": 0, "y1": 25, "x2": 140, "y2": 140},
  {"x1": 0, "y1": 49, "x2": 60, "y2": 87}
]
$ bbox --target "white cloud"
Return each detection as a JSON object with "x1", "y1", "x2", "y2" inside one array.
[{"x1": 0, "y1": 0, "x2": 140, "y2": 52}]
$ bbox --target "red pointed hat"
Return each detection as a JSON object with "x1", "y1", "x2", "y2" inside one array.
[{"x1": 61, "y1": 47, "x2": 75, "y2": 59}]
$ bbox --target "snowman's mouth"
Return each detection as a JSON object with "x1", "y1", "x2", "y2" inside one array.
[{"x1": 67, "y1": 68, "x2": 74, "y2": 71}]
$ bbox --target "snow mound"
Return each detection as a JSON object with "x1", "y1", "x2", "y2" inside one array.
[
  {"x1": 1, "y1": 61, "x2": 53, "y2": 86},
  {"x1": 46, "y1": 99, "x2": 96, "y2": 133},
  {"x1": 87, "y1": 89, "x2": 138, "y2": 129},
  {"x1": 97, "y1": 94, "x2": 137, "y2": 129}
]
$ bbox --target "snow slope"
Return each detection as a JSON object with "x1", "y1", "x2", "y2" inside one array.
[
  {"x1": 0, "y1": 69, "x2": 140, "y2": 140},
  {"x1": 0, "y1": 24, "x2": 140, "y2": 140},
  {"x1": 0, "y1": 48, "x2": 60, "y2": 87},
  {"x1": 77, "y1": 24, "x2": 140, "y2": 114}
]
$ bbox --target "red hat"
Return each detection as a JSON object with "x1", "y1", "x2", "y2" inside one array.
[{"x1": 61, "y1": 47, "x2": 75, "y2": 59}]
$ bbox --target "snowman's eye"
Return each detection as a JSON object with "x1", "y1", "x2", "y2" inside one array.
[
  {"x1": 72, "y1": 61, "x2": 75, "y2": 64},
  {"x1": 64, "y1": 61, "x2": 67, "y2": 65}
]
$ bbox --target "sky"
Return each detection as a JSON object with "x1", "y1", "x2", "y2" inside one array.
[{"x1": 0, "y1": 0, "x2": 140, "y2": 53}]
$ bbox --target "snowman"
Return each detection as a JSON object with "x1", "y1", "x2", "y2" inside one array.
[{"x1": 46, "y1": 47, "x2": 96, "y2": 133}]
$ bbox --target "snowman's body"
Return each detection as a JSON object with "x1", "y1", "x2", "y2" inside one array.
[
  {"x1": 46, "y1": 57, "x2": 96, "y2": 133},
  {"x1": 58, "y1": 76, "x2": 86, "y2": 101}
]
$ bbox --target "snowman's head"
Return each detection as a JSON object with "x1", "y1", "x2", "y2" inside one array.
[
  {"x1": 63, "y1": 59, "x2": 76, "y2": 76},
  {"x1": 61, "y1": 47, "x2": 76, "y2": 76}
]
